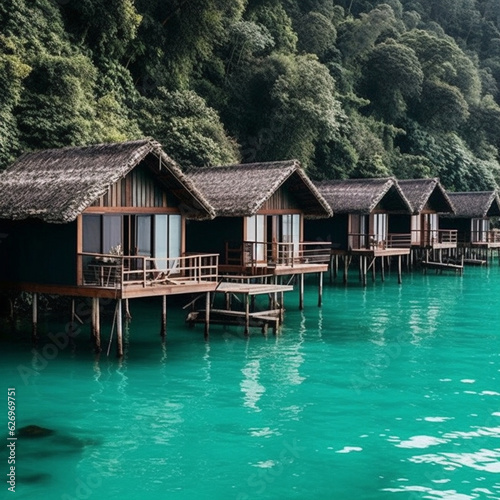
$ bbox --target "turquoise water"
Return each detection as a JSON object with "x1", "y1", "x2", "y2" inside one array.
[{"x1": 2, "y1": 266, "x2": 500, "y2": 499}]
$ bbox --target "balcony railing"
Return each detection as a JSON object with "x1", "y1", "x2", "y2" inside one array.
[
  {"x1": 348, "y1": 233, "x2": 412, "y2": 250},
  {"x1": 471, "y1": 229, "x2": 500, "y2": 244},
  {"x1": 411, "y1": 229, "x2": 457, "y2": 247},
  {"x1": 78, "y1": 252, "x2": 219, "y2": 288},
  {"x1": 224, "y1": 241, "x2": 332, "y2": 271}
]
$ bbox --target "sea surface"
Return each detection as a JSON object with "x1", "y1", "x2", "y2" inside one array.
[{"x1": 2, "y1": 265, "x2": 500, "y2": 500}]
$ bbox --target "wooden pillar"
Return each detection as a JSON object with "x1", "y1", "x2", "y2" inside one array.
[
  {"x1": 116, "y1": 299, "x2": 123, "y2": 358},
  {"x1": 299, "y1": 273, "x2": 304, "y2": 310},
  {"x1": 244, "y1": 293, "x2": 250, "y2": 336},
  {"x1": 32, "y1": 292, "x2": 38, "y2": 342},
  {"x1": 91, "y1": 297, "x2": 96, "y2": 342},
  {"x1": 318, "y1": 271, "x2": 323, "y2": 307},
  {"x1": 329, "y1": 254, "x2": 334, "y2": 284},
  {"x1": 381, "y1": 256, "x2": 385, "y2": 282},
  {"x1": 371, "y1": 257, "x2": 376, "y2": 282},
  {"x1": 279, "y1": 291, "x2": 285, "y2": 323},
  {"x1": 343, "y1": 256, "x2": 349, "y2": 284},
  {"x1": 125, "y1": 298, "x2": 132, "y2": 322},
  {"x1": 398, "y1": 255, "x2": 402, "y2": 284},
  {"x1": 362, "y1": 257, "x2": 367, "y2": 287},
  {"x1": 160, "y1": 295, "x2": 167, "y2": 339},
  {"x1": 204, "y1": 292, "x2": 210, "y2": 340},
  {"x1": 94, "y1": 298, "x2": 101, "y2": 353}
]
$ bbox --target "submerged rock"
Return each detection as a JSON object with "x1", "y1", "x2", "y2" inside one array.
[{"x1": 17, "y1": 425, "x2": 55, "y2": 438}]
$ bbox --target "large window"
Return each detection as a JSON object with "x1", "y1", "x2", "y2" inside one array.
[
  {"x1": 82, "y1": 214, "x2": 182, "y2": 262},
  {"x1": 83, "y1": 215, "x2": 122, "y2": 254}
]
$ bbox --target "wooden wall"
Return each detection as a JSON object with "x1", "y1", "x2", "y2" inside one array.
[{"x1": 91, "y1": 164, "x2": 178, "y2": 208}]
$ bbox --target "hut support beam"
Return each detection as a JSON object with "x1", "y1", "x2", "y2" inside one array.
[
  {"x1": 204, "y1": 292, "x2": 210, "y2": 340},
  {"x1": 160, "y1": 296, "x2": 167, "y2": 339},
  {"x1": 299, "y1": 273, "x2": 304, "y2": 310},
  {"x1": 398, "y1": 255, "x2": 402, "y2": 284},
  {"x1": 116, "y1": 299, "x2": 123, "y2": 358},
  {"x1": 125, "y1": 299, "x2": 132, "y2": 322},
  {"x1": 32, "y1": 292, "x2": 38, "y2": 342},
  {"x1": 318, "y1": 271, "x2": 323, "y2": 307},
  {"x1": 244, "y1": 293, "x2": 250, "y2": 336},
  {"x1": 93, "y1": 298, "x2": 101, "y2": 353}
]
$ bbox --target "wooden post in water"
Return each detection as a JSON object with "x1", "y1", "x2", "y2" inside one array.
[
  {"x1": 343, "y1": 255, "x2": 349, "y2": 284},
  {"x1": 160, "y1": 295, "x2": 167, "y2": 339},
  {"x1": 204, "y1": 292, "x2": 210, "y2": 340},
  {"x1": 244, "y1": 293, "x2": 250, "y2": 336},
  {"x1": 318, "y1": 271, "x2": 323, "y2": 307},
  {"x1": 124, "y1": 299, "x2": 132, "y2": 322},
  {"x1": 361, "y1": 257, "x2": 367, "y2": 287},
  {"x1": 94, "y1": 298, "x2": 101, "y2": 353},
  {"x1": 299, "y1": 273, "x2": 304, "y2": 310},
  {"x1": 116, "y1": 299, "x2": 123, "y2": 358},
  {"x1": 381, "y1": 256, "x2": 385, "y2": 281},
  {"x1": 32, "y1": 292, "x2": 38, "y2": 342},
  {"x1": 371, "y1": 257, "x2": 376, "y2": 282},
  {"x1": 398, "y1": 255, "x2": 402, "y2": 284}
]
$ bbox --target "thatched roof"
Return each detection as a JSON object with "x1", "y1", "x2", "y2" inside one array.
[
  {"x1": 186, "y1": 160, "x2": 332, "y2": 218},
  {"x1": 444, "y1": 191, "x2": 500, "y2": 218},
  {"x1": 397, "y1": 178, "x2": 455, "y2": 214},
  {"x1": 0, "y1": 139, "x2": 215, "y2": 223},
  {"x1": 314, "y1": 178, "x2": 411, "y2": 215}
]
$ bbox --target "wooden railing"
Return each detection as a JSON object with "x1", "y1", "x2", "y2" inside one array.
[
  {"x1": 471, "y1": 230, "x2": 500, "y2": 244},
  {"x1": 224, "y1": 241, "x2": 331, "y2": 271},
  {"x1": 348, "y1": 233, "x2": 412, "y2": 250},
  {"x1": 78, "y1": 252, "x2": 219, "y2": 288},
  {"x1": 410, "y1": 229, "x2": 457, "y2": 246}
]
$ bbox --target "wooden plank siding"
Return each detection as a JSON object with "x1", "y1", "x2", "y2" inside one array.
[
  {"x1": 258, "y1": 184, "x2": 302, "y2": 213},
  {"x1": 91, "y1": 164, "x2": 177, "y2": 209}
]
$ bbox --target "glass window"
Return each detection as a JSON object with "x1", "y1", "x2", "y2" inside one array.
[
  {"x1": 154, "y1": 215, "x2": 168, "y2": 268},
  {"x1": 136, "y1": 215, "x2": 152, "y2": 256},
  {"x1": 103, "y1": 215, "x2": 122, "y2": 254},
  {"x1": 82, "y1": 215, "x2": 101, "y2": 253},
  {"x1": 168, "y1": 215, "x2": 182, "y2": 261}
]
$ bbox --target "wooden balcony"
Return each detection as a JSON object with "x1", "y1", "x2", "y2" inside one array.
[
  {"x1": 470, "y1": 230, "x2": 500, "y2": 248},
  {"x1": 346, "y1": 233, "x2": 411, "y2": 256},
  {"x1": 223, "y1": 241, "x2": 331, "y2": 275},
  {"x1": 410, "y1": 229, "x2": 458, "y2": 249},
  {"x1": 78, "y1": 252, "x2": 219, "y2": 298}
]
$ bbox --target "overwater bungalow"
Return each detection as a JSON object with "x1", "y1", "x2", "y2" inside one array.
[
  {"x1": 0, "y1": 139, "x2": 221, "y2": 352},
  {"x1": 185, "y1": 160, "x2": 333, "y2": 307},
  {"x1": 390, "y1": 178, "x2": 457, "y2": 264},
  {"x1": 440, "y1": 191, "x2": 500, "y2": 261},
  {"x1": 304, "y1": 178, "x2": 412, "y2": 285}
]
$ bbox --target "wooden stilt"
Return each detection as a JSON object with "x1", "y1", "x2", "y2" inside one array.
[
  {"x1": 329, "y1": 254, "x2": 334, "y2": 284},
  {"x1": 125, "y1": 298, "x2": 132, "y2": 321},
  {"x1": 160, "y1": 295, "x2": 167, "y2": 339},
  {"x1": 204, "y1": 292, "x2": 210, "y2": 340},
  {"x1": 71, "y1": 298, "x2": 75, "y2": 325},
  {"x1": 244, "y1": 293, "x2": 250, "y2": 336},
  {"x1": 362, "y1": 257, "x2": 367, "y2": 287},
  {"x1": 32, "y1": 292, "x2": 38, "y2": 342},
  {"x1": 318, "y1": 271, "x2": 323, "y2": 307},
  {"x1": 91, "y1": 297, "x2": 96, "y2": 341},
  {"x1": 279, "y1": 291, "x2": 284, "y2": 323},
  {"x1": 371, "y1": 257, "x2": 376, "y2": 282},
  {"x1": 299, "y1": 273, "x2": 304, "y2": 310},
  {"x1": 381, "y1": 256, "x2": 385, "y2": 281},
  {"x1": 398, "y1": 255, "x2": 402, "y2": 284},
  {"x1": 94, "y1": 298, "x2": 101, "y2": 353},
  {"x1": 116, "y1": 299, "x2": 123, "y2": 358}
]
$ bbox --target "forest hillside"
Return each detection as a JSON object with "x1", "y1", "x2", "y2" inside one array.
[{"x1": 2, "y1": 0, "x2": 500, "y2": 191}]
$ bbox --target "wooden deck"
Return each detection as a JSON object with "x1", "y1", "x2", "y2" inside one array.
[{"x1": 187, "y1": 281, "x2": 294, "y2": 337}]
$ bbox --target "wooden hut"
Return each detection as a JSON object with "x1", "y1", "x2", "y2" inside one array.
[
  {"x1": 186, "y1": 160, "x2": 332, "y2": 275},
  {"x1": 0, "y1": 139, "x2": 220, "y2": 352},
  {"x1": 305, "y1": 178, "x2": 412, "y2": 284},
  {"x1": 391, "y1": 178, "x2": 456, "y2": 255},
  {"x1": 440, "y1": 192, "x2": 500, "y2": 258},
  {"x1": 185, "y1": 160, "x2": 332, "y2": 308}
]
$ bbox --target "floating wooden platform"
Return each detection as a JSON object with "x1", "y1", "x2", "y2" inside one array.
[
  {"x1": 421, "y1": 259, "x2": 464, "y2": 274},
  {"x1": 187, "y1": 281, "x2": 294, "y2": 337}
]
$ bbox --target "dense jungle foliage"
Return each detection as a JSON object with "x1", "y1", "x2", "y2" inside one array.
[{"x1": 2, "y1": 0, "x2": 500, "y2": 190}]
